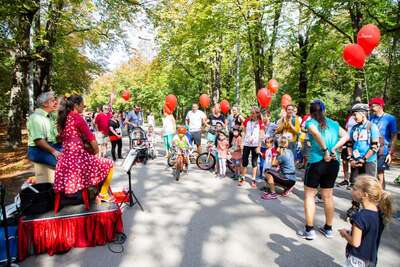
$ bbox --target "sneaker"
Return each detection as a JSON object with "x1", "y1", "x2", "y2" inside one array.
[
  {"x1": 394, "y1": 176, "x2": 400, "y2": 185},
  {"x1": 346, "y1": 184, "x2": 353, "y2": 190},
  {"x1": 231, "y1": 174, "x2": 239, "y2": 180},
  {"x1": 297, "y1": 229, "x2": 316, "y2": 240},
  {"x1": 238, "y1": 178, "x2": 245, "y2": 186},
  {"x1": 336, "y1": 180, "x2": 349, "y2": 187},
  {"x1": 319, "y1": 227, "x2": 334, "y2": 238},
  {"x1": 251, "y1": 180, "x2": 257, "y2": 188},
  {"x1": 261, "y1": 192, "x2": 278, "y2": 200},
  {"x1": 282, "y1": 185, "x2": 294, "y2": 197},
  {"x1": 315, "y1": 195, "x2": 324, "y2": 203}
]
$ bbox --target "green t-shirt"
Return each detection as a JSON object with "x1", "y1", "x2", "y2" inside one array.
[{"x1": 27, "y1": 108, "x2": 58, "y2": 146}]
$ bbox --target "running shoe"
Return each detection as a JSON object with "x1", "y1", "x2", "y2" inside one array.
[
  {"x1": 336, "y1": 180, "x2": 349, "y2": 187},
  {"x1": 282, "y1": 185, "x2": 294, "y2": 197},
  {"x1": 319, "y1": 227, "x2": 334, "y2": 238},
  {"x1": 315, "y1": 195, "x2": 323, "y2": 203},
  {"x1": 297, "y1": 229, "x2": 316, "y2": 240},
  {"x1": 251, "y1": 180, "x2": 257, "y2": 188},
  {"x1": 237, "y1": 178, "x2": 245, "y2": 186},
  {"x1": 261, "y1": 192, "x2": 278, "y2": 200},
  {"x1": 394, "y1": 175, "x2": 400, "y2": 185}
]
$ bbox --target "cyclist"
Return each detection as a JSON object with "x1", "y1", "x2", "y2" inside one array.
[{"x1": 172, "y1": 126, "x2": 191, "y2": 172}]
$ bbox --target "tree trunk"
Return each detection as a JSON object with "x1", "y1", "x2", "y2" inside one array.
[
  {"x1": 298, "y1": 33, "x2": 309, "y2": 116},
  {"x1": 7, "y1": 2, "x2": 39, "y2": 147},
  {"x1": 266, "y1": 0, "x2": 283, "y2": 80},
  {"x1": 211, "y1": 51, "x2": 222, "y2": 104},
  {"x1": 34, "y1": 0, "x2": 65, "y2": 95}
]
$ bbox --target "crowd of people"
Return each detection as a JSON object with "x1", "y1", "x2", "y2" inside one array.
[
  {"x1": 161, "y1": 97, "x2": 397, "y2": 267},
  {"x1": 25, "y1": 91, "x2": 397, "y2": 267}
]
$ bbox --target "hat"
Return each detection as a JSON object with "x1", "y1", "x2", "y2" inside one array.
[
  {"x1": 369, "y1": 98, "x2": 385, "y2": 107},
  {"x1": 351, "y1": 103, "x2": 369, "y2": 113},
  {"x1": 311, "y1": 99, "x2": 325, "y2": 112}
]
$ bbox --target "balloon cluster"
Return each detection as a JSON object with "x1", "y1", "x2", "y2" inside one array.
[
  {"x1": 198, "y1": 94, "x2": 230, "y2": 114},
  {"x1": 256, "y1": 79, "x2": 280, "y2": 108},
  {"x1": 343, "y1": 24, "x2": 381, "y2": 69}
]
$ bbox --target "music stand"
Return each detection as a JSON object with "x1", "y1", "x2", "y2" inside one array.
[{"x1": 121, "y1": 149, "x2": 144, "y2": 211}]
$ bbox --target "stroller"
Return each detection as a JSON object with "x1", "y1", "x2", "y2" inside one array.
[{"x1": 129, "y1": 127, "x2": 151, "y2": 164}]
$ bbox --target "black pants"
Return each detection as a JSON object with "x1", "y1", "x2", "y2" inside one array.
[
  {"x1": 242, "y1": 146, "x2": 258, "y2": 168},
  {"x1": 111, "y1": 139, "x2": 122, "y2": 161}
]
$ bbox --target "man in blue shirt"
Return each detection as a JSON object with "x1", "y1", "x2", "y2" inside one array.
[
  {"x1": 348, "y1": 103, "x2": 380, "y2": 186},
  {"x1": 369, "y1": 98, "x2": 398, "y2": 187}
]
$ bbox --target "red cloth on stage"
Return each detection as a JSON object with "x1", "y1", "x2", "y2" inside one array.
[
  {"x1": 54, "y1": 111, "x2": 113, "y2": 194},
  {"x1": 18, "y1": 209, "x2": 123, "y2": 261}
]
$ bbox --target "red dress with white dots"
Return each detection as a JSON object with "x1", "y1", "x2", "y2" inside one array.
[{"x1": 54, "y1": 111, "x2": 113, "y2": 194}]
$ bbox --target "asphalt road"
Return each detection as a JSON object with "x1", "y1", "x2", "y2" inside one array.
[{"x1": 21, "y1": 135, "x2": 400, "y2": 267}]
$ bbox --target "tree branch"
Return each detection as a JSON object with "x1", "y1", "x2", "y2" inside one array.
[{"x1": 292, "y1": 0, "x2": 353, "y2": 42}]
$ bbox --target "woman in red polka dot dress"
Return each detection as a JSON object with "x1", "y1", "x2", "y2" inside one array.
[{"x1": 54, "y1": 95, "x2": 115, "y2": 202}]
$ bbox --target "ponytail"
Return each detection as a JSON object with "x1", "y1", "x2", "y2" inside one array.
[
  {"x1": 379, "y1": 191, "x2": 393, "y2": 224},
  {"x1": 57, "y1": 95, "x2": 83, "y2": 132}
]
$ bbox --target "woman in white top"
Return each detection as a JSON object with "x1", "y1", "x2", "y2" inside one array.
[{"x1": 162, "y1": 110, "x2": 176, "y2": 157}]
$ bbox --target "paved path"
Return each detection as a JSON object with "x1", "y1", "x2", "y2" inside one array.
[{"x1": 21, "y1": 135, "x2": 400, "y2": 267}]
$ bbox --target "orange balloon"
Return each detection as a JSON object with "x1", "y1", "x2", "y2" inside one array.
[
  {"x1": 257, "y1": 88, "x2": 272, "y2": 108},
  {"x1": 199, "y1": 94, "x2": 211, "y2": 109},
  {"x1": 122, "y1": 90, "x2": 131, "y2": 101},
  {"x1": 165, "y1": 94, "x2": 177, "y2": 111},
  {"x1": 357, "y1": 24, "x2": 381, "y2": 55},
  {"x1": 267, "y1": 79, "x2": 279, "y2": 94}
]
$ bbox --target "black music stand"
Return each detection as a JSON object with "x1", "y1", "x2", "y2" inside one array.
[{"x1": 121, "y1": 149, "x2": 144, "y2": 211}]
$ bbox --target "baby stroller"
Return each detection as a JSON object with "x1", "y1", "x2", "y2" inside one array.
[{"x1": 130, "y1": 127, "x2": 150, "y2": 164}]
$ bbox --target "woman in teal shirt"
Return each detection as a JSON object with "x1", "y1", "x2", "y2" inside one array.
[{"x1": 298, "y1": 100, "x2": 348, "y2": 240}]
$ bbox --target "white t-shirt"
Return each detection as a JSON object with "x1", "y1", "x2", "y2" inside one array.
[
  {"x1": 162, "y1": 115, "x2": 176, "y2": 136},
  {"x1": 185, "y1": 110, "x2": 206, "y2": 132},
  {"x1": 243, "y1": 118, "x2": 264, "y2": 147}
]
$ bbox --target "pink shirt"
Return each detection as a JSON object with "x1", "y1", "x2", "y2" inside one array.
[
  {"x1": 231, "y1": 136, "x2": 242, "y2": 160},
  {"x1": 217, "y1": 139, "x2": 229, "y2": 159}
]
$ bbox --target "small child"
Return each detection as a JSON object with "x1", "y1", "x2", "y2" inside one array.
[
  {"x1": 262, "y1": 137, "x2": 278, "y2": 173},
  {"x1": 262, "y1": 137, "x2": 296, "y2": 200},
  {"x1": 147, "y1": 125, "x2": 155, "y2": 144},
  {"x1": 339, "y1": 175, "x2": 393, "y2": 267},
  {"x1": 217, "y1": 131, "x2": 230, "y2": 178},
  {"x1": 230, "y1": 126, "x2": 242, "y2": 180}
]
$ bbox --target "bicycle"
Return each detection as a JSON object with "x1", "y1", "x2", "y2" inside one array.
[
  {"x1": 196, "y1": 140, "x2": 235, "y2": 173},
  {"x1": 167, "y1": 146, "x2": 199, "y2": 167},
  {"x1": 171, "y1": 147, "x2": 188, "y2": 181}
]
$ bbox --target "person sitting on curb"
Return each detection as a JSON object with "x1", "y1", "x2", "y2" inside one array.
[{"x1": 27, "y1": 91, "x2": 62, "y2": 168}]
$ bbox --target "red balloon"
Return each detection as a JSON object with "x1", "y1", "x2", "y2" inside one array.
[
  {"x1": 165, "y1": 94, "x2": 177, "y2": 111},
  {"x1": 281, "y1": 94, "x2": 292, "y2": 109},
  {"x1": 357, "y1": 24, "x2": 381, "y2": 55},
  {"x1": 342, "y1": 44, "x2": 366, "y2": 69},
  {"x1": 163, "y1": 104, "x2": 172, "y2": 115},
  {"x1": 257, "y1": 88, "x2": 272, "y2": 108},
  {"x1": 267, "y1": 79, "x2": 279, "y2": 94},
  {"x1": 122, "y1": 90, "x2": 131, "y2": 101},
  {"x1": 199, "y1": 94, "x2": 211, "y2": 109},
  {"x1": 220, "y1": 100, "x2": 230, "y2": 114}
]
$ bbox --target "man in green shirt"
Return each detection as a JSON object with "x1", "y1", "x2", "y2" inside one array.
[{"x1": 27, "y1": 91, "x2": 61, "y2": 167}]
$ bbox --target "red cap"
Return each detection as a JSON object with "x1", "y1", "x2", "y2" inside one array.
[{"x1": 369, "y1": 97, "x2": 384, "y2": 107}]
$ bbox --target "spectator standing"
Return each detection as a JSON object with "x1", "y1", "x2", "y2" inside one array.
[
  {"x1": 147, "y1": 112, "x2": 155, "y2": 128},
  {"x1": 227, "y1": 106, "x2": 244, "y2": 145},
  {"x1": 276, "y1": 104, "x2": 301, "y2": 157},
  {"x1": 109, "y1": 112, "x2": 123, "y2": 161},
  {"x1": 162, "y1": 110, "x2": 176, "y2": 157},
  {"x1": 369, "y1": 97, "x2": 398, "y2": 187},
  {"x1": 185, "y1": 103, "x2": 207, "y2": 154},
  {"x1": 94, "y1": 104, "x2": 113, "y2": 157}
]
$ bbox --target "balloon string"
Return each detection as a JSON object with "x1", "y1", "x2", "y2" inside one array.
[{"x1": 363, "y1": 68, "x2": 369, "y2": 103}]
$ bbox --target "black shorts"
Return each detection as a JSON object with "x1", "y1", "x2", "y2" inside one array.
[
  {"x1": 377, "y1": 154, "x2": 389, "y2": 173},
  {"x1": 266, "y1": 169, "x2": 296, "y2": 189},
  {"x1": 190, "y1": 131, "x2": 202, "y2": 146},
  {"x1": 304, "y1": 160, "x2": 340, "y2": 189},
  {"x1": 341, "y1": 147, "x2": 349, "y2": 161},
  {"x1": 242, "y1": 146, "x2": 258, "y2": 168}
]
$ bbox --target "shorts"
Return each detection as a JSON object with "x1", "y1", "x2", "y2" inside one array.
[
  {"x1": 304, "y1": 160, "x2": 340, "y2": 189},
  {"x1": 232, "y1": 159, "x2": 241, "y2": 166},
  {"x1": 190, "y1": 131, "x2": 202, "y2": 146},
  {"x1": 95, "y1": 132, "x2": 108, "y2": 145},
  {"x1": 350, "y1": 162, "x2": 377, "y2": 184},
  {"x1": 344, "y1": 255, "x2": 369, "y2": 267},
  {"x1": 377, "y1": 154, "x2": 388, "y2": 173},
  {"x1": 242, "y1": 146, "x2": 258, "y2": 168},
  {"x1": 265, "y1": 169, "x2": 296, "y2": 188}
]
